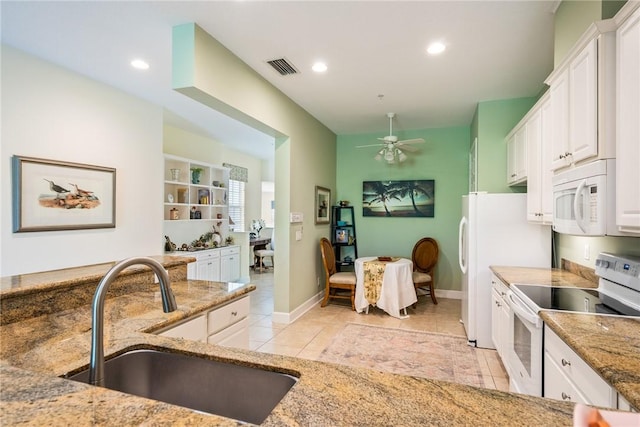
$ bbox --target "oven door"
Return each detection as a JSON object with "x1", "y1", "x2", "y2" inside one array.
[{"x1": 506, "y1": 290, "x2": 543, "y2": 397}]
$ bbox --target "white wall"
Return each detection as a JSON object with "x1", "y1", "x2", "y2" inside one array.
[{"x1": 1, "y1": 46, "x2": 164, "y2": 276}]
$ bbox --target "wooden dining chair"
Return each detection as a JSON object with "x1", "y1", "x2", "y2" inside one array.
[
  {"x1": 411, "y1": 237, "x2": 439, "y2": 306},
  {"x1": 319, "y1": 237, "x2": 357, "y2": 310}
]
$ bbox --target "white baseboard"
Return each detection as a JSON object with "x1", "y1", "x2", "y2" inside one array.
[
  {"x1": 272, "y1": 289, "x2": 461, "y2": 324},
  {"x1": 272, "y1": 290, "x2": 324, "y2": 324},
  {"x1": 435, "y1": 289, "x2": 462, "y2": 300}
]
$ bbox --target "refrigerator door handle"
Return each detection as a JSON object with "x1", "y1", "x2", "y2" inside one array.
[{"x1": 458, "y1": 216, "x2": 468, "y2": 273}]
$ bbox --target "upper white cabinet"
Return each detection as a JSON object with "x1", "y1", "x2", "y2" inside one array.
[
  {"x1": 615, "y1": 4, "x2": 640, "y2": 234},
  {"x1": 526, "y1": 94, "x2": 553, "y2": 224},
  {"x1": 505, "y1": 93, "x2": 552, "y2": 223},
  {"x1": 506, "y1": 125, "x2": 527, "y2": 185},
  {"x1": 546, "y1": 24, "x2": 617, "y2": 171}
]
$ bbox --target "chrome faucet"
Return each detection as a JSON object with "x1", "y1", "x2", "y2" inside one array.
[{"x1": 88, "y1": 257, "x2": 178, "y2": 386}]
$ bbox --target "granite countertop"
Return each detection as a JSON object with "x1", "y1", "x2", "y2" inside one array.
[
  {"x1": 490, "y1": 265, "x2": 597, "y2": 289},
  {"x1": 0, "y1": 262, "x2": 577, "y2": 426},
  {"x1": 491, "y1": 265, "x2": 640, "y2": 411}
]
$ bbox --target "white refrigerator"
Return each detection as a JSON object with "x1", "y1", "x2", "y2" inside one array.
[{"x1": 459, "y1": 193, "x2": 551, "y2": 348}]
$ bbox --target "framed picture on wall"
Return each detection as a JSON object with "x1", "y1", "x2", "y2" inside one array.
[
  {"x1": 12, "y1": 155, "x2": 116, "y2": 232},
  {"x1": 315, "y1": 185, "x2": 331, "y2": 224},
  {"x1": 362, "y1": 179, "x2": 435, "y2": 217}
]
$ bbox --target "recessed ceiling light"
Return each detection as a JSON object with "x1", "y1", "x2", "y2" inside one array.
[
  {"x1": 427, "y1": 42, "x2": 446, "y2": 55},
  {"x1": 312, "y1": 62, "x2": 327, "y2": 73},
  {"x1": 131, "y1": 59, "x2": 149, "y2": 70}
]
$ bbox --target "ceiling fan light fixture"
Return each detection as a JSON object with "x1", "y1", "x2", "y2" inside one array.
[
  {"x1": 397, "y1": 150, "x2": 407, "y2": 162},
  {"x1": 384, "y1": 149, "x2": 395, "y2": 163},
  {"x1": 375, "y1": 149, "x2": 384, "y2": 162}
]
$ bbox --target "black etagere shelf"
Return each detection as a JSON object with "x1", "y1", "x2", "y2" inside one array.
[{"x1": 331, "y1": 206, "x2": 358, "y2": 271}]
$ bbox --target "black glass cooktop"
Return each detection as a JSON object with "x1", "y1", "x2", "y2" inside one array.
[{"x1": 511, "y1": 284, "x2": 640, "y2": 317}]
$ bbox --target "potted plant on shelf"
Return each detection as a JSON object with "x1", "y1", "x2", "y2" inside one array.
[{"x1": 190, "y1": 167, "x2": 203, "y2": 184}]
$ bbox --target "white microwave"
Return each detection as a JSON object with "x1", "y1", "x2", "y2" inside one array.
[{"x1": 552, "y1": 159, "x2": 626, "y2": 236}]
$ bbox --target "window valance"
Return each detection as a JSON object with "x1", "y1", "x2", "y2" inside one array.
[{"x1": 223, "y1": 163, "x2": 248, "y2": 182}]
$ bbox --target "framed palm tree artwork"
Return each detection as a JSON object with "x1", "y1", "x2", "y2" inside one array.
[{"x1": 362, "y1": 180, "x2": 434, "y2": 217}]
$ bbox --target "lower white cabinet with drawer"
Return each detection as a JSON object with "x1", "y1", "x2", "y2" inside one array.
[
  {"x1": 207, "y1": 296, "x2": 250, "y2": 345},
  {"x1": 158, "y1": 315, "x2": 207, "y2": 342},
  {"x1": 543, "y1": 325, "x2": 617, "y2": 408},
  {"x1": 156, "y1": 295, "x2": 250, "y2": 349}
]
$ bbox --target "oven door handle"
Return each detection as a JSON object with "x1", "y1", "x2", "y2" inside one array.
[{"x1": 507, "y1": 291, "x2": 542, "y2": 328}]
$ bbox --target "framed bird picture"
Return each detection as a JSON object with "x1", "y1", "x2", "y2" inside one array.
[{"x1": 11, "y1": 156, "x2": 116, "y2": 232}]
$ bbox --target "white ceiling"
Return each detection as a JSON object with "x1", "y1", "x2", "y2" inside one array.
[{"x1": 1, "y1": 1, "x2": 557, "y2": 160}]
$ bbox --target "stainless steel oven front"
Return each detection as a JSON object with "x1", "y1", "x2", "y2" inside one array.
[{"x1": 506, "y1": 288, "x2": 543, "y2": 397}]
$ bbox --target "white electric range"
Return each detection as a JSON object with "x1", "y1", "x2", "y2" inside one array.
[{"x1": 506, "y1": 253, "x2": 640, "y2": 397}]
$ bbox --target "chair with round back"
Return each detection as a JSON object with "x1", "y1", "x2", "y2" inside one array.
[
  {"x1": 254, "y1": 231, "x2": 274, "y2": 273},
  {"x1": 412, "y1": 237, "x2": 439, "y2": 306},
  {"x1": 319, "y1": 237, "x2": 357, "y2": 310}
]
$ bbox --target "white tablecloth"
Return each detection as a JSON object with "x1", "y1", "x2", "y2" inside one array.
[{"x1": 354, "y1": 257, "x2": 417, "y2": 319}]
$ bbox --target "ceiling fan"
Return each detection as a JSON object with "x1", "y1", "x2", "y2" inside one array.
[{"x1": 356, "y1": 112, "x2": 425, "y2": 164}]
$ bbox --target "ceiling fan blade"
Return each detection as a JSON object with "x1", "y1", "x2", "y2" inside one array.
[
  {"x1": 356, "y1": 143, "x2": 385, "y2": 148},
  {"x1": 396, "y1": 144, "x2": 419, "y2": 153},
  {"x1": 397, "y1": 138, "x2": 425, "y2": 145}
]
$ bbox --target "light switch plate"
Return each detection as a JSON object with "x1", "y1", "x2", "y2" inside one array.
[{"x1": 290, "y1": 212, "x2": 303, "y2": 223}]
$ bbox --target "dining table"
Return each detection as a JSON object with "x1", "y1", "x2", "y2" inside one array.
[{"x1": 354, "y1": 256, "x2": 417, "y2": 319}]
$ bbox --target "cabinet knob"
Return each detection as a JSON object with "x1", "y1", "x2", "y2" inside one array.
[
  {"x1": 561, "y1": 392, "x2": 571, "y2": 401},
  {"x1": 561, "y1": 358, "x2": 571, "y2": 367},
  {"x1": 231, "y1": 311, "x2": 238, "y2": 316}
]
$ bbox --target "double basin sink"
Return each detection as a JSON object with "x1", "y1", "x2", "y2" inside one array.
[{"x1": 67, "y1": 348, "x2": 298, "y2": 424}]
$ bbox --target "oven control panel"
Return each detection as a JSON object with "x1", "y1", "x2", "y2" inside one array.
[{"x1": 596, "y1": 253, "x2": 640, "y2": 292}]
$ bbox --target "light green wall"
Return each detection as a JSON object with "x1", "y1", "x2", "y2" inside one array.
[
  {"x1": 554, "y1": 1, "x2": 626, "y2": 67},
  {"x1": 554, "y1": 1, "x2": 601, "y2": 66},
  {"x1": 554, "y1": 0, "x2": 639, "y2": 265},
  {"x1": 337, "y1": 126, "x2": 469, "y2": 292},
  {"x1": 172, "y1": 23, "x2": 337, "y2": 314},
  {"x1": 473, "y1": 98, "x2": 536, "y2": 193}
]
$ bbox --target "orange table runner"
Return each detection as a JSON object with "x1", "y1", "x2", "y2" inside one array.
[{"x1": 363, "y1": 257, "x2": 400, "y2": 304}]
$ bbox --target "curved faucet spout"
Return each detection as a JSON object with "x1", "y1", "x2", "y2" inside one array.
[{"x1": 89, "y1": 257, "x2": 178, "y2": 386}]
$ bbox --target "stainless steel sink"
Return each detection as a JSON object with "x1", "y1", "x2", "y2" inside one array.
[{"x1": 66, "y1": 348, "x2": 298, "y2": 424}]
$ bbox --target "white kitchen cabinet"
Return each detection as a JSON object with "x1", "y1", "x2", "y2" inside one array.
[
  {"x1": 526, "y1": 94, "x2": 553, "y2": 224},
  {"x1": 506, "y1": 125, "x2": 527, "y2": 185},
  {"x1": 543, "y1": 325, "x2": 617, "y2": 408},
  {"x1": 219, "y1": 246, "x2": 241, "y2": 282},
  {"x1": 207, "y1": 296, "x2": 250, "y2": 347},
  {"x1": 158, "y1": 315, "x2": 206, "y2": 342},
  {"x1": 157, "y1": 295, "x2": 250, "y2": 350},
  {"x1": 546, "y1": 24, "x2": 616, "y2": 172},
  {"x1": 490, "y1": 274, "x2": 511, "y2": 375},
  {"x1": 196, "y1": 250, "x2": 220, "y2": 282},
  {"x1": 176, "y1": 246, "x2": 240, "y2": 282},
  {"x1": 616, "y1": 4, "x2": 640, "y2": 234}
]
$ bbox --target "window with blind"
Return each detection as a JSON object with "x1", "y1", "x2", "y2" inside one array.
[{"x1": 228, "y1": 179, "x2": 245, "y2": 231}]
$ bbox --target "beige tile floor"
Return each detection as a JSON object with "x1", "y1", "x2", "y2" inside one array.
[{"x1": 240, "y1": 270, "x2": 509, "y2": 392}]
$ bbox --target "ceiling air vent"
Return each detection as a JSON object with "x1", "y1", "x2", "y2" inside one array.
[{"x1": 266, "y1": 58, "x2": 299, "y2": 76}]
